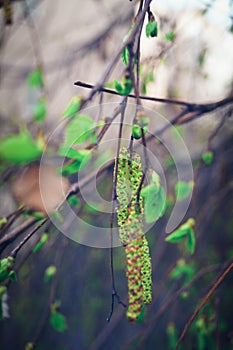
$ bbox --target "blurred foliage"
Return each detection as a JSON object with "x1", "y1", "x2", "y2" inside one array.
[{"x1": 0, "y1": 1, "x2": 233, "y2": 350}]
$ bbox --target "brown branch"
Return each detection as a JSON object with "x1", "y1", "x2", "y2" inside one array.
[
  {"x1": 10, "y1": 217, "x2": 48, "y2": 258},
  {"x1": 0, "y1": 217, "x2": 38, "y2": 247},
  {"x1": 174, "y1": 260, "x2": 233, "y2": 350},
  {"x1": 75, "y1": 0, "x2": 153, "y2": 110},
  {"x1": 74, "y1": 80, "x2": 233, "y2": 111}
]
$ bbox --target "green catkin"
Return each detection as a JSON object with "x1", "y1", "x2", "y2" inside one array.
[
  {"x1": 115, "y1": 147, "x2": 153, "y2": 321},
  {"x1": 141, "y1": 236, "x2": 152, "y2": 304}
]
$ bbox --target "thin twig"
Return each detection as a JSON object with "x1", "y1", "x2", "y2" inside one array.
[
  {"x1": 0, "y1": 217, "x2": 38, "y2": 247},
  {"x1": 10, "y1": 217, "x2": 48, "y2": 258},
  {"x1": 174, "y1": 260, "x2": 233, "y2": 350},
  {"x1": 74, "y1": 80, "x2": 233, "y2": 110},
  {"x1": 107, "y1": 97, "x2": 127, "y2": 322}
]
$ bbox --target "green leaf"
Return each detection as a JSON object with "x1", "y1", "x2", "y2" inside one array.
[
  {"x1": 165, "y1": 218, "x2": 196, "y2": 251},
  {"x1": 122, "y1": 78, "x2": 133, "y2": 95},
  {"x1": 165, "y1": 31, "x2": 175, "y2": 41},
  {"x1": 202, "y1": 150, "x2": 214, "y2": 165},
  {"x1": 165, "y1": 227, "x2": 189, "y2": 243},
  {"x1": 44, "y1": 265, "x2": 57, "y2": 283},
  {"x1": 132, "y1": 124, "x2": 142, "y2": 139},
  {"x1": 0, "y1": 217, "x2": 7, "y2": 229},
  {"x1": 114, "y1": 78, "x2": 133, "y2": 96},
  {"x1": 0, "y1": 257, "x2": 15, "y2": 283},
  {"x1": 68, "y1": 195, "x2": 80, "y2": 207},
  {"x1": 141, "y1": 183, "x2": 166, "y2": 224},
  {"x1": 28, "y1": 68, "x2": 43, "y2": 87},
  {"x1": 34, "y1": 99, "x2": 47, "y2": 122},
  {"x1": 0, "y1": 129, "x2": 42, "y2": 164},
  {"x1": 186, "y1": 228, "x2": 196, "y2": 254},
  {"x1": 114, "y1": 79, "x2": 123, "y2": 94},
  {"x1": 65, "y1": 114, "x2": 95, "y2": 146},
  {"x1": 121, "y1": 47, "x2": 130, "y2": 66},
  {"x1": 60, "y1": 149, "x2": 92, "y2": 175},
  {"x1": 175, "y1": 181, "x2": 194, "y2": 201},
  {"x1": 146, "y1": 21, "x2": 158, "y2": 38},
  {"x1": 9, "y1": 270, "x2": 17, "y2": 282},
  {"x1": 33, "y1": 233, "x2": 48, "y2": 253},
  {"x1": 50, "y1": 310, "x2": 67, "y2": 333},
  {"x1": 63, "y1": 96, "x2": 82, "y2": 119}
]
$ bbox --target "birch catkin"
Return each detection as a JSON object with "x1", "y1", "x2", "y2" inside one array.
[{"x1": 116, "y1": 147, "x2": 152, "y2": 322}]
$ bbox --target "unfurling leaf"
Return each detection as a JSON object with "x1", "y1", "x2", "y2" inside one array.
[
  {"x1": 121, "y1": 47, "x2": 130, "y2": 66},
  {"x1": 165, "y1": 227, "x2": 189, "y2": 243},
  {"x1": 165, "y1": 218, "x2": 196, "y2": 254},
  {"x1": 146, "y1": 21, "x2": 158, "y2": 38}
]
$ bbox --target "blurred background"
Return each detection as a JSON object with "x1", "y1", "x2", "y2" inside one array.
[{"x1": 0, "y1": 0, "x2": 233, "y2": 349}]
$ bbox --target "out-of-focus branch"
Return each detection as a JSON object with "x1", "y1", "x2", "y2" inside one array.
[{"x1": 74, "y1": 80, "x2": 233, "y2": 110}]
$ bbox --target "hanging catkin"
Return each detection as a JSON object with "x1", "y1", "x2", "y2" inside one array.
[{"x1": 116, "y1": 147, "x2": 152, "y2": 322}]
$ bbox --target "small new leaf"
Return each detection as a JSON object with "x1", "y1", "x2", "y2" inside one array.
[
  {"x1": 0, "y1": 257, "x2": 15, "y2": 283},
  {"x1": 166, "y1": 218, "x2": 196, "y2": 253},
  {"x1": 114, "y1": 78, "x2": 133, "y2": 96},
  {"x1": 50, "y1": 310, "x2": 67, "y2": 333},
  {"x1": 146, "y1": 21, "x2": 158, "y2": 38},
  {"x1": 63, "y1": 96, "x2": 82, "y2": 119},
  {"x1": 0, "y1": 217, "x2": 7, "y2": 229},
  {"x1": 186, "y1": 228, "x2": 196, "y2": 254},
  {"x1": 28, "y1": 68, "x2": 43, "y2": 87},
  {"x1": 114, "y1": 79, "x2": 123, "y2": 94},
  {"x1": 34, "y1": 99, "x2": 47, "y2": 122},
  {"x1": 165, "y1": 228, "x2": 189, "y2": 243},
  {"x1": 121, "y1": 47, "x2": 130, "y2": 66},
  {"x1": 44, "y1": 265, "x2": 57, "y2": 283},
  {"x1": 165, "y1": 31, "x2": 175, "y2": 42},
  {"x1": 60, "y1": 149, "x2": 92, "y2": 175},
  {"x1": 202, "y1": 150, "x2": 214, "y2": 165},
  {"x1": 33, "y1": 233, "x2": 48, "y2": 253}
]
